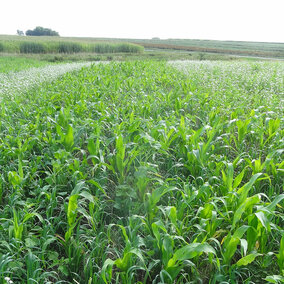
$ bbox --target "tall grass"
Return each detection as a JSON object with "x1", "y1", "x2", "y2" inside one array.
[
  {"x1": 0, "y1": 39, "x2": 144, "y2": 54},
  {"x1": 57, "y1": 42, "x2": 83, "y2": 53},
  {"x1": 94, "y1": 43, "x2": 144, "y2": 54},
  {"x1": 19, "y1": 42, "x2": 47, "y2": 53}
]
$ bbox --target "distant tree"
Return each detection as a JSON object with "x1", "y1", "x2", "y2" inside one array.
[
  {"x1": 17, "y1": 30, "x2": 24, "y2": 36},
  {"x1": 25, "y1": 26, "x2": 59, "y2": 36}
]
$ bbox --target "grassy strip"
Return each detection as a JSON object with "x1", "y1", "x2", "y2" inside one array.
[
  {"x1": 0, "y1": 56, "x2": 57, "y2": 73},
  {"x1": 0, "y1": 61, "x2": 283, "y2": 283},
  {"x1": 0, "y1": 51, "x2": 242, "y2": 63}
]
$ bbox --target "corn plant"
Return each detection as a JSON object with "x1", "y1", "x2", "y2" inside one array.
[{"x1": 0, "y1": 60, "x2": 283, "y2": 283}]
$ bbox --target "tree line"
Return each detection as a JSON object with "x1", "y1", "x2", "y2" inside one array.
[{"x1": 17, "y1": 26, "x2": 59, "y2": 36}]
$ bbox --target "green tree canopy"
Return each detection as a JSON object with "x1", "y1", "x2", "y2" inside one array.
[{"x1": 26, "y1": 26, "x2": 59, "y2": 36}]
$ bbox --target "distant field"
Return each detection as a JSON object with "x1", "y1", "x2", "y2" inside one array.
[
  {"x1": 126, "y1": 38, "x2": 284, "y2": 58},
  {"x1": 1, "y1": 35, "x2": 283, "y2": 59}
]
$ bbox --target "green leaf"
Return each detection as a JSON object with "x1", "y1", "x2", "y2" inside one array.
[
  {"x1": 152, "y1": 221, "x2": 167, "y2": 249},
  {"x1": 278, "y1": 234, "x2": 284, "y2": 271},
  {"x1": 267, "y1": 194, "x2": 284, "y2": 212},
  {"x1": 79, "y1": 191, "x2": 94, "y2": 203},
  {"x1": 226, "y1": 163, "x2": 234, "y2": 191},
  {"x1": 255, "y1": 211, "x2": 270, "y2": 231},
  {"x1": 88, "y1": 179, "x2": 107, "y2": 196},
  {"x1": 88, "y1": 138, "x2": 97, "y2": 156},
  {"x1": 223, "y1": 237, "x2": 240, "y2": 264},
  {"x1": 63, "y1": 124, "x2": 74, "y2": 151},
  {"x1": 168, "y1": 243, "x2": 215, "y2": 268},
  {"x1": 150, "y1": 186, "x2": 175, "y2": 207},
  {"x1": 233, "y1": 169, "x2": 245, "y2": 189},
  {"x1": 232, "y1": 195, "x2": 260, "y2": 230},
  {"x1": 224, "y1": 226, "x2": 249, "y2": 264},
  {"x1": 237, "y1": 173, "x2": 262, "y2": 204},
  {"x1": 67, "y1": 194, "x2": 79, "y2": 226},
  {"x1": 200, "y1": 203, "x2": 214, "y2": 219},
  {"x1": 101, "y1": 258, "x2": 115, "y2": 283},
  {"x1": 18, "y1": 156, "x2": 24, "y2": 179},
  {"x1": 115, "y1": 135, "x2": 125, "y2": 177},
  {"x1": 264, "y1": 275, "x2": 284, "y2": 283},
  {"x1": 236, "y1": 253, "x2": 261, "y2": 266},
  {"x1": 233, "y1": 225, "x2": 250, "y2": 239},
  {"x1": 240, "y1": 238, "x2": 248, "y2": 256}
]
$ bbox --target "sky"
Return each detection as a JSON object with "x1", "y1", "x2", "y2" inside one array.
[{"x1": 1, "y1": 0, "x2": 284, "y2": 43}]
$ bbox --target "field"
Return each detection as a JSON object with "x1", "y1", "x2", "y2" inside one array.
[
  {"x1": 0, "y1": 58, "x2": 283, "y2": 284},
  {"x1": 76, "y1": 37, "x2": 284, "y2": 59},
  {"x1": 126, "y1": 38, "x2": 284, "y2": 59},
  {"x1": 1, "y1": 35, "x2": 284, "y2": 61}
]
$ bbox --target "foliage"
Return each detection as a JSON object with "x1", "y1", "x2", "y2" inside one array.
[
  {"x1": 19, "y1": 42, "x2": 46, "y2": 54},
  {"x1": 94, "y1": 43, "x2": 144, "y2": 54},
  {"x1": 0, "y1": 61, "x2": 92, "y2": 95},
  {"x1": 0, "y1": 38, "x2": 144, "y2": 55},
  {"x1": 57, "y1": 42, "x2": 83, "y2": 53},
  {"x1": 25, "y1": 26, "x2": 59, "y2": 36},
  {"x1": 0, "y1": 57, "x2": 53, "y2": 73},
  {"x1": 0, "y1": 60, "x2": 283, "y2": 283}
]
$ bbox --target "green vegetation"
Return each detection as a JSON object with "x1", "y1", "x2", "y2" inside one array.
[
  {"x1": 125, "y1": 38, "x2": 284, "y2": 58},
  {"x1": 19, "y1": 42, "x2": 47, "y2": 54},
  {"x1": 1, "y1": 34, "x2": 284, "y2": 59},
  {"x1": 0, "y1": 60, "x2": 283, "y2": 283},
  {"x1": 0, "y1": 56, "x2": 55, "y2": 73},
  {"x1": 1, "y1": 50, "x2": 242, "y2": 63},
  {"x1": 0, "y1": 35, "x2": 144, "y2": 54},
  {"x1": 0, "y1": 62, "x2": 92, "y2": 95},
  {"x1": 25, "y1": 26, "x2": 59, "y2": 36}
]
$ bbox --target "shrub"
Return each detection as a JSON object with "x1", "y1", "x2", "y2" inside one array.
[
  {"x1": 20, "y1": 42, "x2": 46, "y2": 53},
  {"x1": 0, "y1": 42, "x2": 4, "y2": 52}
]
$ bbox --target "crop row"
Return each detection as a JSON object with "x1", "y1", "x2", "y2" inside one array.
[{"x1": 0, "y1": 61, "x2": 283, "y2": 283}]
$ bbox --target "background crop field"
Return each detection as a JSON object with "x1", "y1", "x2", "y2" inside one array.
[
  {"x1": 127, "y1": 38, "x2": 284, "y2": 58},
  {"x1": 0, "y1": 60, "x2": 283, "y2": 283},
  {"x1": 1, "y1": 35, "x2": 284, "y2": 60}
]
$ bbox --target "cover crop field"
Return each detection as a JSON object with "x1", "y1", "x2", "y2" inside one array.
[{"x1": 0, "y1": 60, "x2": 283, "y2": 283}]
